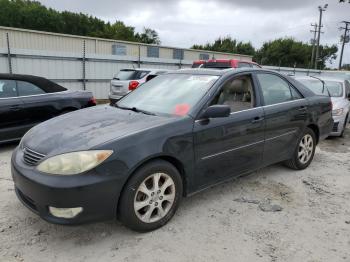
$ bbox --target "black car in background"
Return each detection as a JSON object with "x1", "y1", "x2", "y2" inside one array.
[
  {"x1": 0, "y1": 74, "x2": 96, "y2": 144},
  {"x1": 12, "y1": 69, "x2": 333, "y2": 232}
]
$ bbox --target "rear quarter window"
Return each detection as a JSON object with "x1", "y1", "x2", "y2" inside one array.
[{"x1": 17, "y1": 81, "x2": 46, "y2": 96}]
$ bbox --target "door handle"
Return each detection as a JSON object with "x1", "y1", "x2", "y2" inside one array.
[
  {"x1": 251, "y1": 116, "x2": 264, "y2": 123},
  {"x1": 298, "y1": 106, "x2": 307, "y2": 111}
]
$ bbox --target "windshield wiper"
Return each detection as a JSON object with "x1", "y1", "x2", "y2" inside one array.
[{"x1": 116, "y1": 105, "x2": 156, "y2": 116}]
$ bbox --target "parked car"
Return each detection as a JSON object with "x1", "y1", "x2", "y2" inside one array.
[
  {"x1": 294, "y1": 76, "x2": 350, "y2": 137},
  {"x1": 0, "y1": 74, "x2": 96, "y2": 144},
  {"x1": 191, "y1": 60, "x2": 206, "y2": 68},
  {"x1": 12, "y1": 68, "x2": 333, "y2": 232},
  {"x1": 191, "y1": 59, "x2": 261, "y2": 69},
  {"x1": 109, "y1": 68, "x2": 169, "y2": 104}
]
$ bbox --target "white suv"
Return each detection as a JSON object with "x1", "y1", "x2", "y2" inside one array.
[{"x1": 109, "y1": 68, "x2": 169, "y2": 104}]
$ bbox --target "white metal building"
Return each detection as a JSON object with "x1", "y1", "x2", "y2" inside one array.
[{"x1": 0, "y1": 26, "x2": 253, "y2": 99}]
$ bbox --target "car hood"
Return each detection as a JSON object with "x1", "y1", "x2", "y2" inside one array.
[{"x1": 22, "y1": 105, "x2": 175, "y2": 156}]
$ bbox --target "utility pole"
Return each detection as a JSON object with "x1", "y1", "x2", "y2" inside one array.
[
  {"x1": 315, "y1": 4, "x2": 328, "y2": 69},
  {"x1": 310, "y1": 23, "x2": 318, "y2": 68},
  {"x1": 339, "y1": 21, "x2": 350, "y2": 70},
  {"x1": 310, "y1": 23, "x2": 324, "y2": 69}
]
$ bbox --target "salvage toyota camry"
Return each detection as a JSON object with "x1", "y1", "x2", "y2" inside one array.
[{"x1": 12, "y1": 68, "x2": 333, "y2": 232}]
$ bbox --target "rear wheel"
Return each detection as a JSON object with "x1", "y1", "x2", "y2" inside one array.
[
  {"x1": 118, "y1": 160, "x2": 183, "y2": 232},
  {"x1": 284, "y1": 128, "x2": 316, "y2": 170}
]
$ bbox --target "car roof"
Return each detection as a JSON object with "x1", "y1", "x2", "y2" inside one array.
[
  {"x1": 315, "y1": 77, "x2": 346, "y2": 83},
  {"x1": 121, "y1": 68, "x2": 170, "y2": 72},
  {"x1": 168, "y1": 68, "x2": 272, "y2": 76},
  {"x1": 0, "y1": 73, "x2": 66, "y2": 92},
  {"x1": 294, "y1": 75, "x2": 346, "y2": 83}
]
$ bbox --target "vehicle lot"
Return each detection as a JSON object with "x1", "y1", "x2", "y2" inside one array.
[{"x1": 0, "y1": 128, "x2": 349, "y2": 262}]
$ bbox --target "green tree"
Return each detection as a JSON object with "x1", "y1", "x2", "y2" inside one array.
[
  {"x1": 136, "y1": 27, "x2": 161, "y2": 45},
  {"x1": 0, "y1": 0, "x2": 161, "y2": 44},
  {"x1": 254, "y1": 38, "x2": 338, "y2": 69},
  {"x1": 191, "y1": 36, "x2": 255, "y2": 56}
]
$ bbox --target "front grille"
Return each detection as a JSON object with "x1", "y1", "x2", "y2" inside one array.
[
  {"x1": 23, "y1": 147, "x2": 46, "y2": 166},
  {"x1": 332, "y1": 122, "x2": 339, "y2": 132}
]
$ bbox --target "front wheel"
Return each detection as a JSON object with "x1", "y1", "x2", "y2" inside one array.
[
  {"x1": 118, "y1": 160, "x2": 183, "y2": 232},
  {"x1": 284, "y1": 128, "x2": 316, "y2": 170}
]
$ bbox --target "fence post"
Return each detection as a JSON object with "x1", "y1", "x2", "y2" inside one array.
[
  {"x1": 6, "y1": 33, "x2": 12, "y2": 74},
  {"x1": 82, "y1": 40, "x2": 86, "y2": 90},
  {"x1": 138, "y1": 45, "x2": 141, "y2": 68}
]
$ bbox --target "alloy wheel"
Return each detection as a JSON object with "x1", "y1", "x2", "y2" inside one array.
[
  {"x1": 134, "y1": 173, "x2": 176, "y2": 223},
  {"x1": 298, "y1": 134, "x2": 314, "y2": 164}
]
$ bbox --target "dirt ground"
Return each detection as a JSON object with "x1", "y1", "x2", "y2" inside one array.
[{"x1": 0, "y1": 128, "x2": 350, "y2": 262}]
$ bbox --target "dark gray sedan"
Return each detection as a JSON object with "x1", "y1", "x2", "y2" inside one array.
[
  {"x1": 0, "y1": 74, "x2": 96, "y2": 144},
  {"x1": 11, "y1": 68, "x2": 333, "y2": 232}
]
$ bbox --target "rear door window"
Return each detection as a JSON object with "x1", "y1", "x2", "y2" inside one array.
[
  {"x1": 257, "y1": 73, "x2": 295, "y2": 105},
  {"x1": 0, "y1": 80, "x2": 17, "y2": 98},
  {"x1": 17, "y1": 81, "x2": 46, "y2": 96}
]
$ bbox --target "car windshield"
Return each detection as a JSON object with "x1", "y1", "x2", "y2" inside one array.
[
  {"x1": 297, "y1": 79, "x2": 328, "y2": 96},
  {"x1": 117, "y1": 73, "x2": 219, "y2": 116},
  {"x1": 324, "y1": 81, "x2": 343, "y2": 97},
  {"x1": 114, "y1": 69, "x2": 150, "y2": 80}
]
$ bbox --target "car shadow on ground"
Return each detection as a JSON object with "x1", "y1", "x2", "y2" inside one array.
[{"x1": 10, "y1": 161, "x2": 296, "y2": 242}]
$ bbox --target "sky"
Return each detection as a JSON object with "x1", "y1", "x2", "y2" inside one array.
[{"x1": 38, "y1": 0, "x2": 350, "y2": 67}]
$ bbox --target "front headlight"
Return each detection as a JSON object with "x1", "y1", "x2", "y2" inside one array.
[
  {"x1": 37, "y1": 150, "x2": 113, "y2": 175},
  {"x1": 332, "y1": 108, "x2": 344, "y2": 116}
]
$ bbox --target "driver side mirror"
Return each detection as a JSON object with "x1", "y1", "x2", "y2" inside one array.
[{"x1": 200, "y1": 105, "x2": 231, "y2": 119}]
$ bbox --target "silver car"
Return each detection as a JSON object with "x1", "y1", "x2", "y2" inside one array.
[
  {"x1": 295, "y1": 76, "x2": 350, "y2": 137},
  {"x1": 109, "y1": 68, "x2": 169, "y2": 104}
]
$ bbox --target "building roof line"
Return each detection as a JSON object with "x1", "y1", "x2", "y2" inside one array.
[{"x1": 0, "y1": 26, "x2": 252, "y2": 58}]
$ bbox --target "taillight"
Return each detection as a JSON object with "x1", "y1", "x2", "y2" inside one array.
[
  {"x1": 129, "y1": 81, "x2": 139, "y2": 91},
  {"x1": 88, "y1": 97, "x2": 97, "y2": 106}
]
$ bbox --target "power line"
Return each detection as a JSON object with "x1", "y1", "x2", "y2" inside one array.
[{"x1": 339, "y1": 21, "x2": 350, "y2": 70}]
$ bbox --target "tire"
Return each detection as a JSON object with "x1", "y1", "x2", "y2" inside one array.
[
  {"x1": 284, "y1": 127, "x2": 316, "y2": 170},
  {"x1": 118, "y1": 160, "x2": 183, "y2": 232}
]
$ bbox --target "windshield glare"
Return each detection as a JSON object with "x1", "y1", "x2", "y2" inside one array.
[
  {"x1": 117, "y1": 74, "x2": 219, "y2": 116},
  {"x1": 324, "y1": 81, "x2": 343, "y2": 97},
  {"x1": 298, "y1": 79, "x2": 327, "y2": 96}
]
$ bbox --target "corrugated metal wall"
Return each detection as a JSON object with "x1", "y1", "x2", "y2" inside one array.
[{"x1": 0, "y1": 26, "x2": 254, "y2": 99}]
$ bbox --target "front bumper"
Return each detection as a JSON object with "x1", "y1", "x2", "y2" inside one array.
[
  {"x1": 329, "y1": 115, "x2": 346, "y2": 136},
  {"x1": 11, "y1": 147, "x2": 125, "y2": 225}
]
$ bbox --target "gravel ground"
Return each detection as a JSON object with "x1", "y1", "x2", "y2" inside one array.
[{"x1": 0, "y1": 128, "x2": 350, "y2": 262}]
